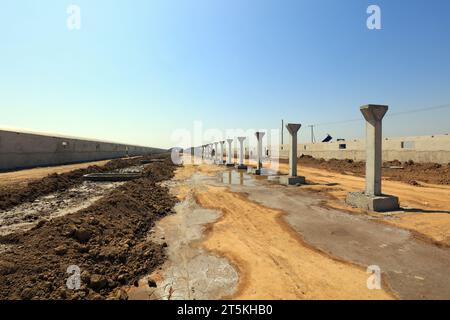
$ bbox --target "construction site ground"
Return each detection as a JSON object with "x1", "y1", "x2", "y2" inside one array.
[{"x1": 1, "y1": 155, "x2": 449, "y2": 299}]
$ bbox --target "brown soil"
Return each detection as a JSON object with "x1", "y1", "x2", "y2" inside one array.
[
  {"x1": 0, "y1": 156, "x2": 177, "y2": 300},
  {"x1": 0, "y1": 157, "x2": 153, "y2": 211},
  {"x1": 296, "y1": 155, "x2": 450, "y2": 185}
]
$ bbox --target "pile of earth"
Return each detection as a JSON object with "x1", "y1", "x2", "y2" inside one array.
[
  {"x1": 0, "y1": 156, "x2": 160, "y2": 211},
  {"x1": 0, "y1": 156, "x2": 178, "y2": 300},
  {"x1": 297, "y1": 155, "x2": 450, "y2": 185}
]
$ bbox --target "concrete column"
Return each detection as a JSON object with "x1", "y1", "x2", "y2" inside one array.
[
  {"x1": 280, "y1": 124, "x2": 305, "y2": 185},
  {"x1": 346, "y1": 104, "x2": 399, "y2": 212},
  {"x1": 226, "y1": 139, "x2": 234, "y2": 167},
  {"x1": 237, "y1": 137, "x2": 247, "y2": 170},
  {"x1": 214, "y1": 142, "x2": 219, "y2": 164},
  {"x1": 287, "y1": 124, "x2": 300, "y2": 176},
  {"x1": 255, "y1": 132, "x2": 265, "y2": 170},
  {"x1": 360, "y1": 105, "x2": 387, "y2": 196},
  {"x1": 220, "y1": 141, "x2": 225, "y2": 164},
  {"x1": 249, "y1": 132, "x2": 265, "y2": 175}
]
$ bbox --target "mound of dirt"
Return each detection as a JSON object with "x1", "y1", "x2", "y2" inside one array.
[
  {"x1": 0, "y1": 156, "x2": 177, "y2": 300},
  {"x1": 297, "y1": 155, "x2": 450, "y2": 185},
  {"x1": 0, "y1": 156, "x2": 159, "y2": 211}
]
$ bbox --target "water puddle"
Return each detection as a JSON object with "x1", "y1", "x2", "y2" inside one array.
[
  {"x1": 219, "y1": 170, "x2": 255, "y2": 186},
  {"x1": 127, "y1": 173, "x2": 239, "y2": 300}
]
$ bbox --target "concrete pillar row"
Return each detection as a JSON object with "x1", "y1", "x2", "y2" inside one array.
[
  {"x1": 280, "y1": 124, "x2": 305, "y2": 185},
  {"x1": 237, "y1": 137, "x2": 247, "y2": 170},
  {"x1": 226, "y1": 139, "x2": 234, "y2": 167},
  {"x1": 346, "y1": 104, "x2": 399, "y2": 212}
]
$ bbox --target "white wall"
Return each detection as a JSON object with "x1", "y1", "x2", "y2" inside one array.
[
  {"x1": 278, "y1": 134, "x2": 450, "y2": 163},
  {"x1": 0, "y1": 129, "x2": 166, "y2": 171}
]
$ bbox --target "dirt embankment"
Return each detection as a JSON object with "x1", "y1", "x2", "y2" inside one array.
[
  {"x1": 297, "y1": 155, "x2": 450, "y2": 186},
  {"x1": 0, "y1": 157, "x2": 151, "y2": 211},
  {"x1": 0, "y1": 156, "x2": 177, "y2": 300}
]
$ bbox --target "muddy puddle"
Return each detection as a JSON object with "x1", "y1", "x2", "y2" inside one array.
[
  {"x1": 0, "y1": 164, "x2": 152, "y2": 237},
  {"x1": 127, "y1": 170, "x2": 239, "y2": 300},
  {"x1": 219, "y1": 170, "x2": 255, "y2": 186},
  {"x1": 0, "y1": 181, "x2": 124, "y2": 237}
]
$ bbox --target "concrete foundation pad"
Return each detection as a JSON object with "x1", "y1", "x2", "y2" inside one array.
[
  {"x1": 279, "y1": 175, "x2": 306, "y2": 186},
  {"x1": 346, "y1": 192, "x2": 400, "y2": 212},
  {"x1": 236, "y1": 164, "x2": 248, "y2": 170}
]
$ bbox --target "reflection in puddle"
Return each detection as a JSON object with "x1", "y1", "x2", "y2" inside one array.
[
  {"x1": 220, "y1": 170, "x2": 255, "y2": 186},
  {"x1": 254, "y1": 168, "x2": 281, "y2": 176}
]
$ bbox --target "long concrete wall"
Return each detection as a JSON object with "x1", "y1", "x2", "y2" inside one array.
[
  {"x1": 0, "y1": 129, "x2": 166, "y2": 171},
  {"x1": 278, "y1": 134, "x2": 450, "y2": 164}
]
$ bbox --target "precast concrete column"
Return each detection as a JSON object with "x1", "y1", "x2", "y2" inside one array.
[
  {"x1": 279, "y1": 124, "x2": 305, "y2": 185},
  {"x1": 255, "y1": 132, "x2": 265, "y2": 170},
  {"x1": 226, "y1": 139, "x2": 234, "y2": 166},
  {"x1": 214, "y1": 142, "x2": 218, "y2": 163},
  {"x1": 360, "y1": 104, "x2": 388, "y2": 196},
  {"x1": 238, "y1": 137, "x2": 246, "y2": 165},
  {"x1": 345, "y1": 104, "x2": 398, "y2": 212},
  {"x1": 286, "y1": 124, "x2": 301, "y2": 176},
  {"x1": 237, "y1": 137, "x2": 247, "y2": 170},
  {"x1": 220, "y1": 141, "x2": 225, "y2": 164}
]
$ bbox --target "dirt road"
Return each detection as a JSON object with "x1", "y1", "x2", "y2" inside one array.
[
  {"x1": 131, "y1": 159, "x2": 450, "y2": 300},
  {"x1": 130, "y1": 163, "x2": 394, "y2": 299}
]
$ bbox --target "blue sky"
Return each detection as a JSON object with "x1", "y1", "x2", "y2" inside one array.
[{"x1": 1, "y1": 0, "x2": 450, "y2": 148}]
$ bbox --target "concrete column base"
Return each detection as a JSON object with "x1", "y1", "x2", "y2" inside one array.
[
  {"x1": 236, "y1": 164, "x2": 248, "y2": 170},
  {"x1": 346, "y1": 192, "x2": 400, "y2": 212},
  {"x1": 279, "y1": 175, "x2": 306, "y2": 186}
]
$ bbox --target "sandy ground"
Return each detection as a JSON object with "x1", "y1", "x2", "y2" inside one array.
[
  {"x1": 295, "y1": 165, "x2": 450, "y2": 246},
  {"x1": 196, "y1": 184, "x2": 393, "y2": 300},
  {"x1": 0, "y1": 160, "x2": 111, "y2": 187}
]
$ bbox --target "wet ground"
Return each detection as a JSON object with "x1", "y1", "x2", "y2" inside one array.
[
  {"x1": 128, "y1": 175, "x2": 238, "y2": 300},
  {"x1": 0, "y1": 181, "x2": 123, "y2": 237},
  {"x1": 0, "y1": 165, "x2": 146, "y2": 238}
]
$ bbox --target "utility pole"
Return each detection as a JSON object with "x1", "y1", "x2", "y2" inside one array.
[{"x1": 308, "y1": 125, "x2": 316, "y2": 143}]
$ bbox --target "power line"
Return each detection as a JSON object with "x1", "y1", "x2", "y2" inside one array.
[{"x1": 309, "y1": 103, "x2": 450, "y2": 128}]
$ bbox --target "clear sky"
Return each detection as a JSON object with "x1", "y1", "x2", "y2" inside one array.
[{"x1": 1, "y1": 0, "x2": 450, "y2": 148}]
